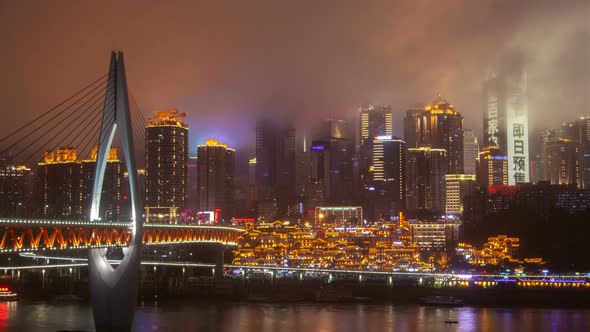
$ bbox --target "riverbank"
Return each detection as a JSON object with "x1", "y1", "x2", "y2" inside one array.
[{"x1": 8, "y1": 276, "x2": 590, "y2": 308}]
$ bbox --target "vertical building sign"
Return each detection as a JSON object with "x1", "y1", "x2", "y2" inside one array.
[
  {"x1": 506, "y1": 72, "x2": 529, "y2": 184},
  {"x1": 486, "y1": 94, "x2": 499, "y2": 147}
]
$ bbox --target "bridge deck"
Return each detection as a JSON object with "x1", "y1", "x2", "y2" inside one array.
[{"x1": 0, "y1": 219, "x2": 244, "y2": 252}]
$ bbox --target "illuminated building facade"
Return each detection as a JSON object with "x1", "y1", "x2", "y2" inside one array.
[
  {"x1": 310, "y1": 140, "x2": 331, "y2": 205},
  {"x1": 404, "y1": 98, "x2": 464, "y2": 174},
  {"x1": 445, "y1": 174, "x2": 476, "y2": 215},
  {"x1": 37, "y1": 147, "x2": 83, "y2": 219},
  {"x1": 531, "y1": 129, "x2": 557, "y2": 184},
  {"x1": 245, "y1": 158, "x2": 257, "y2": 215},
  {"x1": 360, "y1": 105, "x2": 393, "y2": 146},
  {"x1": 359, "y1": 105, "x2": 393, "y2": 197},
  {"x1": 556, "y1": 116, "x2": 590, "y2": 189},
  {"x1": 403, "y1": 106, "x2": 426, "y2": 148},
  {"x1": 233, "y1": 221, "x2": 426, "y2": 271},
  {"x1": 406, "y1": 147, "x2": 447, "y2": 213},
  {"x1": 543, "y1": 138, "x2": 584, "y2": 188},
  {"x1": 423, "y1": 97, "x2": 464, "y2": 174},
  {"x1": 483, "y1": 70, "x2": 530, "y2": 184},
  {"x1": 579, "y1": 116, "x2": 590, "y2": 189},
  {"x1": 197, "y1": 139, "x2": 235, "y2": 222},
  {"x1": 368, "y1": 136, "x2": 406, "y2": 219},
  {"x1": 409, "y1": 221, "x2": 445, "y2": 252},
  {"x1": 0, "y1": 158, "x2": 33, "y2": 218},
  {"x1": 255, "y1": 118, "x2": 296, "y2": 220},
  {"x1": 457, "y1": 235, "x2": 531, "y2": 266},
  {"x1": 314, "y1": 206, "x2": 362, "y2": 225},
  {"x1": 477, "y1": 145, "x2": 508, "y2": 189},
  {"x1": 463, "y1": 129, "x2": 479, "y2": 175},
  {"x1": 309, "y1": 136, "x2": 354, "y2": 206},
  {"x1": 410, "y1": 218, "x2": 461, "y2": 252},
  {"x1": 145, "y1": 109, "x2": 188, "y2": 223},
  {"x1": 321, "y1": 118, "x2": 352, "y2": 141},
  {"x1": 186, "y1": 156, "x2": 198, "y2": 210},
  {"x1": 81, "y1": 146, "x2": 122, "y2": 221}
]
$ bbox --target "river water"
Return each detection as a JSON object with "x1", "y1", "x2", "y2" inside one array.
[{"x1": 0, "y1": 301, "x2": 589, "y2": 331}]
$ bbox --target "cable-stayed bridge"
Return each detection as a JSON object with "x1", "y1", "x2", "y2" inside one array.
[{"x1": 0, "y1": 51, "x2": 239, "y2": 331}]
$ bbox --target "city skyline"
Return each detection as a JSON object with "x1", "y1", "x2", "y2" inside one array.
[
  {"x1": 1, "y1": 3, "x2": 590, "y2": 331},
  {"x1": 2, "y1": 1, "x2": 589, "y2": 152}
]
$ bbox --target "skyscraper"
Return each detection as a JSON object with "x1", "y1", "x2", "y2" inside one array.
[
  {"x1": 424, "y1": 97, "x2": 464, "y2": 174},
  {"x1": 445, "y1": 174, "x2": 476, "y2": 215},
  {"x1": 309, "y1": 140, "x2": 331, "y2": 205},
  {"x1": 555, "y1": 116, "x2": 590, "y2": 189},
  {"x1": 255, "y1": 118, "x2": 296, "y2": 220},
  {"x1": 0, "y1": 158, "x2": 32, "y2": 218},
  {"x1": 579, "y1": 115, "x2": 590, "y2": 189},
  {"x1": 369, "y1": 135, "x2": 406, "y2": 219},
  {"x1": 309, "y1": 118, "x2": 355, "y2": 206},
  {"x1": 404, "y1": 97, "x2": 464, "y2": 174},
  {"x1": 186, "y1": 156, "x2": 198, "y2": 210},
  {"x1": 145, "y1": 109, "x2": 188, "y2": 223},
  {"x1": 406, "y1": 147, "x2": 447, "y2": 214},
  {"x1": 463, "y1": 129, "x2": 479, "y2": 175},
  {"x1": 543, "y1": 138, "x2": 584, "y2": 189},
  {"x1": 359, "y1": 105, "x2": 394, "y2": 208},
  {"x1": 477, "y1": 145, "x2": 508, "y2": 189},
  {"x1": 245, "y1": 158, "x2": 257, "y2": 216},
  {"x1": 531, "y1": 129, "x2": 557, "y2": 184},
  {"x1": 295, "y1": 131, "x2": 310, "y2": 207},
  {"x1": 483, "y1": 68, "x2": 530, "y2": 184},
  {"x1": 37, "y1": 147, "x2": 82, "y2": 219},
  {"x1": 403, "y1": 106, "x2": 426, "y2": 149},
  {"x1": 321, "y1": 118, "x2": 353, "y2": 141},
  {"x1": 360, "y1": 105, "x2": 393, "y2": 146},
  {"x1": 197, "y1": 139, "x2": 235, "y2": 222}
]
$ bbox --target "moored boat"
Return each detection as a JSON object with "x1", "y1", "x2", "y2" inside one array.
[
  {"x1": 420, "y1": 295, "x2": 463, "y2": 307},
  {"x1": 0, "y1": 286, "x2": 18, "y2": 301}
]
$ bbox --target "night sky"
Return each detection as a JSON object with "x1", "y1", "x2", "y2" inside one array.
[{"x1": 1, "y1": 0, "x2": 588, "y2": 153}]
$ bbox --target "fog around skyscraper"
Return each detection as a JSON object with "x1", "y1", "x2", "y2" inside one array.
[{"x1": 1, "y1": 1, "x2": 588, "y2": 150}]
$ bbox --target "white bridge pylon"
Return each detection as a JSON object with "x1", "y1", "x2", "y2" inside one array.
[{"x1": 88, "y1": 51, "x2": 143, "y2": 332}]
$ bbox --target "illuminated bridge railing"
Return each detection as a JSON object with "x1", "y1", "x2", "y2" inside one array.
[
  {"x1": 0, "y1": 219, "x2": 244, "y2": 253},
  {"x1": 142, "y1": 224, "x2": 243, "y2": 246}
]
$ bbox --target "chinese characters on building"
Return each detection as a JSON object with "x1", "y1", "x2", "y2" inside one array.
[
  {"x1": 512, "y1": 123, "x2": 526, "y2": 183},
  {"x1": 487, "y1": 96, "x2": 499, "y2": 146}
]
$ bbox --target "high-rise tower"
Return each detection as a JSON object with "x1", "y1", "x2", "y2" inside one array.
[
  {"x1": 477, "y1": 145, "x2": 508, "y2": 189},
  {"x1": 406, "y1": 147, "x2": 447, "y2": 214},
  {"x1": 197, "y1": 139, "x2": 235, "y2": 222},
  {"x1": 360, "y1": 105, "x2": 393, "y2": 146},
  {"x1": 463, "y1": 129, "x2": 479, "y2": 175},
  {"x1": 255, "y1": 118, "x2": 296, "y2": 220},
  {"x1": 37, "y1": 147, "x2": 83, "y2": 219},
  {"x1": 424, "y1": 97, "x2": 464, "y2": 174},
  {"x1": 145, "y1": 109, "x2": 188, "y2": 223},
  {"x1": 483, "y1": 68, "x2": 530, "y2": 184},
  {"x1": 404, "y1": 98, "x2": 464, "y2": 174},
  {"x1": 0, "y1": 157, "x2": 32, "y2": 218},
  {"x1": 544, "y1": 138, "x2": 584, "y2": 188},
  {"x1": 404, "y1": 106, "x2": 426, "y2": 149},
  {"x1": 368, "y1": 135, "x2": 406, "y2": 219}
]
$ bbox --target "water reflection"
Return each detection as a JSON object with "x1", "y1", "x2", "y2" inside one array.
[{"x1": 0, "y1": 302, "x2": 588, "y2": 331}]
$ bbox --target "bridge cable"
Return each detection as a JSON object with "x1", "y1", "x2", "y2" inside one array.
[
  {"x1": 7, "y1": 89, "x2": 108, "y2": 164},
  {"x1": 0, "y1": 79, "x2": 109, "y2": 159},
  {"x1": 21, "y1": 95, "x2": 115, "y2": 168},
  {"x1": 0, "y1": 74, "x2": 108, "y2": 147},
  {"x1": 61, "y1": 110, "x2": 116, "y2": 163}
]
